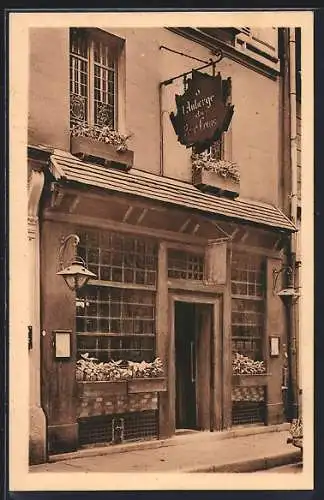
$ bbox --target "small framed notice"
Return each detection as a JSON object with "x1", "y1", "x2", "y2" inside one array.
[
  {"x1": 270, "y1": 336, "x2": 280, "y2": 357},
  {"x1": 54, "y1": 330, "x2": 72, "y2": 359}
]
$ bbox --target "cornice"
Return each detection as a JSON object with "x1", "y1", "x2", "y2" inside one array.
[{"x1": 167, "y1": 28, "x2": 280, "y2": 81}]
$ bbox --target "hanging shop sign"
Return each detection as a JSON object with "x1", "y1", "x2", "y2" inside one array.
[{"x1": 170, "y1": 70, "x2": 234, "y2": 154}]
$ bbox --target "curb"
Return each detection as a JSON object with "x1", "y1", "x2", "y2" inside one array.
[
  {"x1": 184, "y1": 450, "x2": 302, "y2": 473},
  {"x1": 47, "y1": 423, "x2": 290, "y2": 464}
]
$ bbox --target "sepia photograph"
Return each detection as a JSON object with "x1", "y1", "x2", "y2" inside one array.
[{"x1": 9, "y1": 10, "x2": 314, "y2": 491}]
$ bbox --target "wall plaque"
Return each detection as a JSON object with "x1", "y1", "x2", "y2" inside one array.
[
  {"x1": 270, "y1": 336, "x2": 280, "y2": 357},
  {"x1": 170, "y1": 70, "x2": 234, "y2": 153},
  {"x1": 54, "y1": 330, "x2": 72, "y2": 359}
]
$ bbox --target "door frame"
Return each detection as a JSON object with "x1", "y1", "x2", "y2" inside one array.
[{"x1": 168, "y1": 293, "x2": 222, "y2": 434}]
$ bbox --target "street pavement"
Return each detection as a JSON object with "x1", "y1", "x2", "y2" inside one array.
[
  {"x1": 253, "y1": 463, "x2": 303, "y2": 473},
  {"x1": 29, "y1": 424, "x2": 302, "y2": 473}
]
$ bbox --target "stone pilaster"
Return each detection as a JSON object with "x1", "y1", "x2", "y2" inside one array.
[{"x1": 28, "y1": 170, "x2": 47, "y2": 464}]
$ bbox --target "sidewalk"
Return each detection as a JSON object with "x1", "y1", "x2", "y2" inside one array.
[{"x1": 29, "y1": 423, "x2": 302, "y2": 473}]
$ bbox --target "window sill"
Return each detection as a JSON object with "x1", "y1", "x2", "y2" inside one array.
[
  {"x1": 193, "y1": 168, "x2": 240, "y2": 199},
  {"x1": 70, "y1": 135, "x2": 134, "y2": 171},
  {"x1": 232, "y1": 374, "x2": 270, "y2": 387}
]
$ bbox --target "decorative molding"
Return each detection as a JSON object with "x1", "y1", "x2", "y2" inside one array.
[
  {"x1": 50, "y1": 183, "x2": 65, "y2": 208},
  {"x1": 167, "y1": 28, "x2": 280, "y2": 80},
  {"x1": 28, "y1": 170, "x2": 45, "y2": 239},
  {"x1": 28, "y1": 170, "x2": 45, "y2": 218},
  {"x1": 28, "y1": 216, "x2": 38, "y2": 240}
]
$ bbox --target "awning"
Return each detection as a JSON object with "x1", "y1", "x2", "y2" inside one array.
[{"x1": 49, "y1": 150, "x2": 296, "y2": 233}]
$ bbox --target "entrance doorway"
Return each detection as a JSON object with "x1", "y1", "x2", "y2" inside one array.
[{"x1": 175, "y1": 301, "x2": 213, "y2": 431}]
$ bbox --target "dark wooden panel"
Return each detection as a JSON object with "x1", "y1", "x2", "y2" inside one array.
[
  {"x1": 196, "y1": 305, "x2": 211, "y2": 430},
  {"x1": 265, "y1": 257, "x2": 286, "y2": 425},
  {"x1": 222, "y1": 244, "x2": 233, "y2": 429},
  {"x1": 40, "y1": 220, "x2": 78, "y2": 452},
  {"x1": 212, "y1": 298, "x2": 223, "y2": 431},
  {"x1": 156, "y1": 242, "x2": 172, "y2": 437}
]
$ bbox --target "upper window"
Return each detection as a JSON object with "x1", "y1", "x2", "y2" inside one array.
[
  {"x1": 199, "y1": 138, "x2": 224, "y2": 162},
  {"x1": 69, "y1": 28, "x2": 120, "y2": 130}
]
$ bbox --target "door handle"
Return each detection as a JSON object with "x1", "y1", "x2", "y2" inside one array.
[{"x1": 190, "y1": 341, "x2": 196, "y2": 383}]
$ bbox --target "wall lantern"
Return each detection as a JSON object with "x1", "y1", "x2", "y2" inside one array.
[
  {"x1": 56, "y1": 234, "x2": 96, "y2": 291},
  {"x1": 272, "y1": 265, "x2": 300, "y2": 304}
]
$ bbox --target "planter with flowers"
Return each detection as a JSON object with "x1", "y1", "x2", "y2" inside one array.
[
  {"x1": 76, "y1": 355, "x2": 166, "y2": 418},
  {"x1": 232, "y1": 352, "x2": 270, "y2": 387},
  {"x1": 127, "y1": 359, "x2": 167, "y2": 393},
  {"x1": 77, "y1": 354, "x2": 166, "y2": 394},
  {"x1": 70, "y1": 122, "x2": 134, "y2": 171},
  {"x1": 287, "y1": 418, "x2": 303, "y2": 450},
  {"x1": 192, "y1": 153, "x2": 240, "y2": 199},
  {"x1": 231, "y1": 352, "x2": 270, "y2": 406}
]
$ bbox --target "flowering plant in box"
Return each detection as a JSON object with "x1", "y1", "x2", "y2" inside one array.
[
  {"x1": 76, "y1": 353, "x2": 164, "y2": 382},
  {"x1": 232, "y1": 352, "x2": 266, "y2": 375},
  {"x1": 192, "y1": 153, "x2": 240, "y2": 184},
  {"x1": 287, "y1": 418, "x2": 303, "y2": 450},
  {"x1": 71, "y1": 122, "x2": 132, "y2": 153}
]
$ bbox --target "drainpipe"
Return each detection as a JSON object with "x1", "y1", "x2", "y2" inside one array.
[
  {"x1": 288, "y1": 28, "x2": 300, "y2": 419},
  {"x1": 158, "y1": 83, "x2": 165, "y2": 176}
]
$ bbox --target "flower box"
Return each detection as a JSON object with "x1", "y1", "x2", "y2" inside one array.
[
  {"x1": 127, "y1": 377, "x2": 167, "y2": 394},
  {"x1": 71, "y1": 135, "x2": 134, "y2": 171},
  {"x1": 193, "y1": 169, "x2": 240, "y2": 198},
  {"x1": 232, "y1": 374, "x2": 270, "y2": 387},
  {"x1": 77, "y1": 380, "x2": 128, "y2": 398}
]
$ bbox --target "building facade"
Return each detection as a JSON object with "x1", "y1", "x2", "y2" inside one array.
[{"x1": 27, "y1": 26, "x2": 300, "y2": 464}]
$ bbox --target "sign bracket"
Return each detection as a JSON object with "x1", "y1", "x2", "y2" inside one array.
[{"x1": 159, "y1": 49, "x2": 223, "y2": 87}]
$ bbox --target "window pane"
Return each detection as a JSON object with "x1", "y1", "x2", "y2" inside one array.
[
  {"x1": 76, "y1": 286, "x2": 156, "y2": 362},
  {"x1": 70, "y1": 29, "x2": 88, "y2": 127},
  {"x1": 93, "y1": 41, "x2": 117, "y2": 128},
  {"x1": 168, "y1": 249, "x2": 204, "y2": 280},
  {"x1": 78, "y1": 230, "x2": 158, "y2": 286},
  {"x1": 231, "y1": 251, "x2": 265, "y2": 361}
]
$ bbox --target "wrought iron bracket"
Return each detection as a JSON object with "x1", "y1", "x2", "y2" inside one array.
[
  {"x1": 272, "y1": 265, "x2": 294, "y2": 294},
  {"x1": 159, "y1": 49, "x2": 223, "y2": 87}
]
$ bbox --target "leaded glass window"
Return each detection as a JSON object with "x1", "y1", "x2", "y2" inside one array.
[
  {"x1": 168, "y1": 249, "x2": 204, "y2": 280},
  {"x1": 231, "y1": 251, "x2": 266, "y2": 360},
  {"x1": 75, "y1": 229, "x2": 158, "y2": 363}
]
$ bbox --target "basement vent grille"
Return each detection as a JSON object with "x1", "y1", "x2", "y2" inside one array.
[
  {"x1": 78, "y1": 410, "x2": 159, "y2": 446},
  {"x1": 232, "y1": 401, "x2": 266, "y2": 425}
]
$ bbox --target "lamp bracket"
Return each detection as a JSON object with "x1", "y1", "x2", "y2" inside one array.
[
  {"x1": 56, "y1": 233, "x2": 96, "y2": 291},
  {"x1": 272, "y1": 265, "x2": 295, "y2": 296},
  {"x1": 58, "y1": 233, "x2": 80, "y2": 271}
]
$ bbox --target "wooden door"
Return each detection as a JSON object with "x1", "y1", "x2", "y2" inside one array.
[{"x1": 175, "y1": 302, "x2": 197, "y2": 429}]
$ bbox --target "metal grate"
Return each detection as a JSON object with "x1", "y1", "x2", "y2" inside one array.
[
  {"x1": 232, "y1": 401, "x2": 266, "y2": 425},
  {"x1": 123, "y1": 410, "x2": 158, "y2": 442},
  {"x1": 79, "y1": 415, "x2": 113, "y2": 445},
  {"x1": 78, "y1": 410, "x2": 158, "y2": 446},
  {"x1": 168, "y1": 249, "x2": 204, "y2": 280}
]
